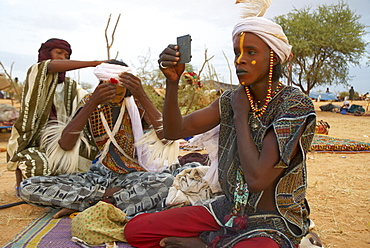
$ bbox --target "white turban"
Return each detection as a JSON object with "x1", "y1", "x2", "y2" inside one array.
[
  {"x1": 93, "y1": 63, "x2": 133, "y2": 81},
  {"x1": 232, "y1": 17, "x2": 292, "y2": 63}
]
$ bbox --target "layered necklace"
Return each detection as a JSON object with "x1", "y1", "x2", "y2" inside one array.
[{"x1": 244, "y1": 49, "x2": 282, "y2": 118}]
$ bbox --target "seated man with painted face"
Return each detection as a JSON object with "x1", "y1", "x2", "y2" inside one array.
[{"x1": 18, "y1": 60, "x2": 179, "y2": 219}]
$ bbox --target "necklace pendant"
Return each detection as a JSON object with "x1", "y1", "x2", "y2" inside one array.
[
  {"x1": 249, "y1": 116, "x2": 259, "y2": 130},
  {"x1": 251, "y1": 122, "x2": 258, "y2": 129}
]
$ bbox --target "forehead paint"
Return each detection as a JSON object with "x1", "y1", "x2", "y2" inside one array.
[{"x1": 236, "y1": 32, "x2": 246, "y2": 65}]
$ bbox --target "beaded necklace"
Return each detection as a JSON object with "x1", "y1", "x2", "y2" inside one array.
[{"x1": 245, "y1": 49, "x2": 279, "y2": 118}]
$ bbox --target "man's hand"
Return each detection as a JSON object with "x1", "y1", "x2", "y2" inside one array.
[
  {"x1": 89, "y1": 82, "x2": 116, "y2": 106},
  {"x1": 158, "y1": 44, "x2": 185, "y2": 83},
  {"x1": 118, "y1": 72, "x2": 146, "y2": 99},
  {"x1": 231, "y1": 85, "x2": 251, "y2": 115}
]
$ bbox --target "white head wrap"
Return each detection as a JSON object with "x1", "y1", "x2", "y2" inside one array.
[
  {"x1": 93, "y1": 62, "x2": 133, "y2": 81},
  {"x1": 232, "y1": 1, "x2": 292, "y2": 63}
]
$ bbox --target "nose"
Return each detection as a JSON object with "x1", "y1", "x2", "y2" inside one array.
[{"x1": 234, "y1": 57, "x2": 246, "y2": 67}]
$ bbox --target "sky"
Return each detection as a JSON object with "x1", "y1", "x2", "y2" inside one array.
[{"x1": 0, "y1": 0, "x2": 369, "y2": 96}]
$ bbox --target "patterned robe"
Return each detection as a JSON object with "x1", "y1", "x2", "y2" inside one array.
[
  {"x1": 202, "y1": 86, "x2": 316, "y2": 247},
  {"x1": 6, "y1": 60, "x2": 88, "y2": 177}
]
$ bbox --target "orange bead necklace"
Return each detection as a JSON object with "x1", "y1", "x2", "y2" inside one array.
[{"x1": 245, "y1": 49, "x2": 278, "y2": 118}]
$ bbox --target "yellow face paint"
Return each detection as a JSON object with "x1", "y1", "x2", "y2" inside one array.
[
  {"x1": 251, "y1": 60, "x2": 256, "y2": 65},
  {"x1": 236, "y1": 32, "x2": 245, "y2": 65}
]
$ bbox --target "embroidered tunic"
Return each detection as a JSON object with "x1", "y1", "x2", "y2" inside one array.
[
  {"x1": 79, "y1": 94, "x2": 146, "y2": 174},
  {"x1": 203, "y1": 86, "x2": 316, "y2": 247}
]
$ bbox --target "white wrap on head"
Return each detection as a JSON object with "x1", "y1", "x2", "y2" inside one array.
[
  {"x1": 93, "y1": 63, "x2": 133, "y2": 81},
  {"x1": 232, "y1": 17, "x2": 292, "y2": 63},
  {"x1": 233, "y1": 0, "x2": 291, "y2": 63}
]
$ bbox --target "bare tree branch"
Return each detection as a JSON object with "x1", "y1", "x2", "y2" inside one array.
[
  {"x1": 222, "y1": 51, "x2": 233, "y2": 88},
  {"x1": 185, "y1": 48, "x2": 214, "y2": 115},
  {"x1": 105, "y1": 14, "x2": 112, "y2": 59},
  {"x1": 105, "y1": 14, "x2": 121, "y2": 60},
  {"x1": 198, "y1": 49, "x2": 214, "y2": 77}
]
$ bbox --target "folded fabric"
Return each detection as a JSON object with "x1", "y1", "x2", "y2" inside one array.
[
  {"x1": 166, "y1": 166, "x2": 213, "y2": 206},
  {"x1": 71, "y1": 201, "x2": 128, "y2": 246}
]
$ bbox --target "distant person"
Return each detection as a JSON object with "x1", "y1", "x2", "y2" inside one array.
[
  {"x1": 325, "y1": 88, "x2": 329, "y2": 93},
  {"x1": 349, "y1": 86, "x2": 355, "y2": 101},
  {"x1": 7, "y1": 38, "x2": 107, "y2": 189},
  {"x1": 340, "y1": 97, "x2": 350, "y2": 114}
]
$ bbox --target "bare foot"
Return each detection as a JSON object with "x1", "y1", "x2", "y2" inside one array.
[
  {"x1": 159, "y1": 237, "x2": 207, "y2": 248},
  {"x1": 52, "y1": 208, "x2": 77, "y2": 219},
  {"x1": 103, "y1": 187, "x2": 122, "y2": 197}
]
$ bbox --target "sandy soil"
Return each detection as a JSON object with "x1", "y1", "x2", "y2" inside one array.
[{"x1": 0, "y1": 99, "x2": 369, "y2": 247}]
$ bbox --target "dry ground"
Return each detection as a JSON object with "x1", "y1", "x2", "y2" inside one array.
[{"x1": 0, "y1": 99, "x2": 369, "y2": 247}]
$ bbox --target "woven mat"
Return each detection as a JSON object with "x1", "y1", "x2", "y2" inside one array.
[
  {"x1": 3, "y1": 209, "x2": 134, "y2": 248},
  {"x1": 311, "y1": 134, "x2": 370, "y2": 153}
]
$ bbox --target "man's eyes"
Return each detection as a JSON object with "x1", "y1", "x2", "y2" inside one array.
[{"x1": 234, "y1": 50, "x2": 256, "y2": 56}]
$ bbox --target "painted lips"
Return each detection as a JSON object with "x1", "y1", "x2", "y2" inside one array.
[{"x1": 236, "y1": 69, "x2": 248, "y2": 77}]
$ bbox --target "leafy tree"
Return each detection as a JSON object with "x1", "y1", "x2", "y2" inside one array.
[{"x1": 273, "y1": 1, "x2": 368, "y2": 94}]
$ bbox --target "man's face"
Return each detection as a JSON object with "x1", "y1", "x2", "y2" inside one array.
[
  {"x1": 104, "y1": 80, "x2": 126, "y2": 104},
  {"x1": 233, "y1": 32, "x2": 271, "y2": 86},
  {"x1": 50, "y1": 48, "x2": 70, "y2": 60}
]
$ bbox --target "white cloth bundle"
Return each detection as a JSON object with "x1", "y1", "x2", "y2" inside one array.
[
  {"x1": 165, "y1": 166, "x2": 212, "y2": 206},
  {"x1": 188, "y1": 125, "x2": 221, "y2": 193}
]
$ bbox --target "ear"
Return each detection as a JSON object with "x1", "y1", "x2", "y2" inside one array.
[{"x1": 273, "y1": 53, "x2": 280, "y2": 66}]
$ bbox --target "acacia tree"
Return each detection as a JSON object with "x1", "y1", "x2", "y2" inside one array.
[{"x1": 273, "y1": 1, "x2": 368, "y2": 94}]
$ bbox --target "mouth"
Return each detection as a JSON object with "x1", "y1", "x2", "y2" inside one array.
[{"x1": 236, "y1": 68, "x2": 248, "y2": 77}]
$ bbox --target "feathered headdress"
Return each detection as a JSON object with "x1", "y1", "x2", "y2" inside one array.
[{"x1": 235, "y1": 0, "x2": 272, "y2": 18}]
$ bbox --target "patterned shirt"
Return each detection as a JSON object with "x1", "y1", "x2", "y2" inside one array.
[
  {"x1": 80, "y1": 94, "x2": 147, "y2": 174},
  {"x1": 211, "y1": 85, "x2": 316, "y2": 246}
]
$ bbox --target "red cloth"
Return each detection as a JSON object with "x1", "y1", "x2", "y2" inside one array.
[
  {"x1": 178, "y1": 152, "x2": 209, "y2": 166},
  {"x1": 124, "y1": 206, "x2": 280, "y2": 248},
  {"x1": 233, "y1": 237, "x2": 279, "y2": 247},
  {"x1": 38, "y1": 38, "x2": 72, "y2": 62}
]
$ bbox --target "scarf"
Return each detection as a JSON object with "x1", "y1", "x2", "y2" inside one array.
[{"x1": 38, "y1": 38, "x2": 72, "y2": 83}]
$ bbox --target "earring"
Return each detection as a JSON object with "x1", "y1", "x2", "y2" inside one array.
[{"x1": 251, "y1": 60, "x2": 257, "y2": 65}]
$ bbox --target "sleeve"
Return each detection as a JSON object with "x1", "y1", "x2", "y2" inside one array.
[{"x1": 273, "y1": 94, "x2": 316, "y2": 168}]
